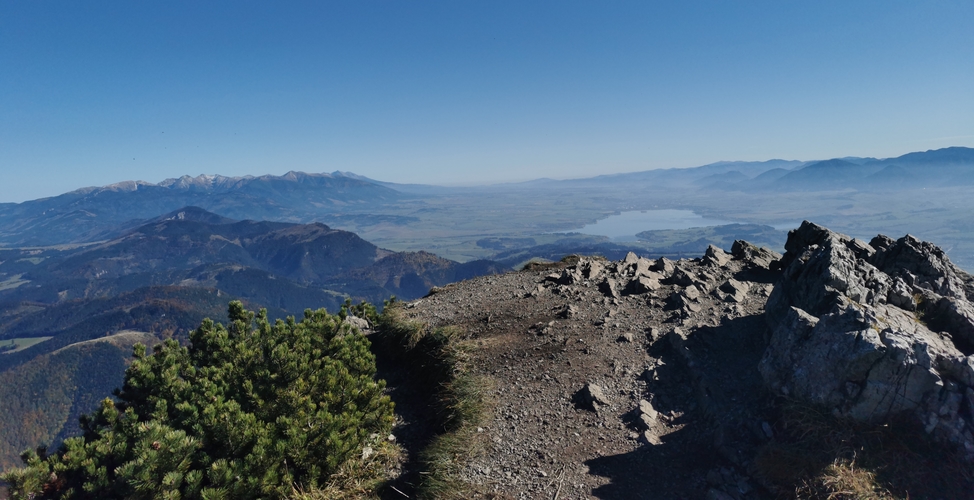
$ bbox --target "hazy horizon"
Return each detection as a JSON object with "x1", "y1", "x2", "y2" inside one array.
[
  {"x1": 8, "y1": 145, "x2": 974, "y2": 204},
  {"x1": 3, "y1": 1, "x2": 973, "y2": 202}
]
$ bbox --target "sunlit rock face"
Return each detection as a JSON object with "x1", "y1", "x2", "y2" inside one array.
[{"x1": 762, "y1": 221, "x2": 974, "y2": 457}]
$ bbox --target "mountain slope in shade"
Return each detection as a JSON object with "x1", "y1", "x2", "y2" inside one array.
[
  {"x1": 1, "y1": 207, "x2": 506, "y2": 314},
  {"x1": 770, "y1": 159, "x2": 883, "y2": 191},
  {"x1": 327, "y1": 251, "x2": 509, "y2": 299},
  {"x1": 24, "y1": 213, "x2": 387, "y2": 298}
]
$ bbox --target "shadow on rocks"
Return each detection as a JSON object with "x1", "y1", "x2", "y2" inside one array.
[{"x1": 586, "y1": 423, "x2": 716, "y2": 499}]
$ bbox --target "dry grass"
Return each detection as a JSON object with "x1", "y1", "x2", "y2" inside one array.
[
  {"x1": 289, "y1": 436, "x2": 402, "y2": 500},
  {"x1": 375, "y1": 303, "x2": 496, "y2": 500},
  {"x1": 754, "y1": 401, "x2": 973, "y2": 499},
  {"x1": 796, "y1": 460, "x2": 894, "y2": 500},
  {"x1": 417, "y1": 371, "x2": 495, "y2": 499}
]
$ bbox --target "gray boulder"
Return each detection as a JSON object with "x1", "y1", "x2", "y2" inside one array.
[
  {"x1": 762, "y1": 221, "x2": 974, "y2": 457},
  {"x1": 731, "y1": 240, "x2": 780, "y2": 269},
  {"x1": 343, "y1": 315, "x2": 372, "y2": 333}
]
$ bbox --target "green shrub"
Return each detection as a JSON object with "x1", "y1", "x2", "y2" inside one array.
[{"x1": 1, "y1": 301, "x2": 394, "y2": 499}]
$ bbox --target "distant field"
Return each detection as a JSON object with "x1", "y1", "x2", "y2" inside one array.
[
  {"x1": 0, "y1": 274, "x2": 29, "y2": 291},
  {"x1": 0, "y1": 337, "x2": 53, "y2": 354}
]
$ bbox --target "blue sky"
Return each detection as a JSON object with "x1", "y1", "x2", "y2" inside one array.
[{"x1": 1, "y1": 1, "x2": 972, "y2": 202}]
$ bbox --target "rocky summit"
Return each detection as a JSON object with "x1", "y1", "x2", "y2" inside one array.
[
  {"x1": 762, "y1": 221, "x2": 974, "y2": 456},
  {"x1": 391, "y1": 222, "x2": 974, "y2": 499}
]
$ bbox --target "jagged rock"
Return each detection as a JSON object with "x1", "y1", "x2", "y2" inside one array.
[
  {"x1": 626, "y1": 276, "x2": 661, "y2": 294},
  {"x1": 559, "y1": 304, "x2": 578, "y2": 319},
  {"x1": 633, "y1": 257, "x2": 656, "y2": 278},
  {"x1": 557, "y1": 268, "x2": 579, "y2": 285},
  {"x1": 646, "y1": 327, "x2": 661, "y2": 341},
  {"x1": 887, "y1": 277, "x2": 916, "y2": 311},
  {"x1": 638, "y1": 399, "x2": 658, "y2": 427},
  {"x1": 870, "y1": 233, "x2": 973, "y2": 301},
  {"x1": 623, "y1": 251, "x2": 639, "y2": 265},
  {"x1": 636, "y1": 398, "x2": 666, "y2": 445},
  {"x1": 762, "y1": 221, "x2": 974, "y2": 456},
  {"x1": 652, "y1": 256, "x2": 675, "y2": 275},
  {"x1": 731, "y1": 240, "x2": 780, "y2": 269},
  {"x1": 599, "y1": 278, "x2": 621, "y2": 298},
  {"x1": 670, "y1": 266, "x2": 696, "y2": 287},
  {"x1": 669, "y1": 288, "x2": 702, "y2": 311},
  {"x1": 581, "y1": 259, "x2": 605, "y2": 280},
  {"x1": 715, "y1": 279, "x2": 748, "y2": 303},
  {"x1": 944, "y1": 355, "x2": 974, "y2": 387},
  {"x1": 641, "y1": 430, "x2": 662, "y2": 446},
  {"x1": 703, "y1": 244, "x2": 731, "y2": 267},
  {"x1": 927, "y1": 296, "x2": 974, "y2": 347},
  {"x1": 577, "y1": 383, "x2": 610, "y2": 411}
]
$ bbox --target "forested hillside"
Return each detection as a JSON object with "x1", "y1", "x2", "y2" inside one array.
[{"x1": 0, "y1": 208, "x2": 505, "y2": 474}]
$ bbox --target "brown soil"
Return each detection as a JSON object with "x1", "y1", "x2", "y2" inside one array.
[{"x1": 389, "y1": 250, "x2": 780, "y2": 499}]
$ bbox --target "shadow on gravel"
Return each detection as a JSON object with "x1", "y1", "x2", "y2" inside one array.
[
  {"x1": 589, "y1": 313, "x2": 772, "y2": 499},
  {"x1": 586, "y1": 425, "x2": 716, "y2": 499}
]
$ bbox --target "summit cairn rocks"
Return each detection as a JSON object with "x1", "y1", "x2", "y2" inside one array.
[{"x1": 761, "y1": 221, "x2": 974, "y2": 457}]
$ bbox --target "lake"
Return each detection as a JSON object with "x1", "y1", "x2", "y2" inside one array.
[{"x1": 567, "y1": 210, "x2": 733, "y2": 241}]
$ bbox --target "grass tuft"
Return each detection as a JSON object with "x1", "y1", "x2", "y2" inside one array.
[{"x1": 753, "y1": 401, "x2": 973, "y2": 499}]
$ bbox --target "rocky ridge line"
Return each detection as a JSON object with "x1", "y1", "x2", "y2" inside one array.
[{"x1": 391, "y1": 221, "x2": 973, "y2": 499}]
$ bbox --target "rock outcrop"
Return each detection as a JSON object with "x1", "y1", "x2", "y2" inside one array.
[{"x1": 761, "y1": 221, "x2": 974, "y2": 456}]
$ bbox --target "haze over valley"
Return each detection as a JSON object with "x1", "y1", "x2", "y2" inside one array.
[{"x1": 3, "y1": 2, "x2": 974, "y2": 498}]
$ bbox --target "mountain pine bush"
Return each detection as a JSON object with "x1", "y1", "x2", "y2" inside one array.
[{"x1": 1, "y1": 301, "x2": 394, "y2": 499}]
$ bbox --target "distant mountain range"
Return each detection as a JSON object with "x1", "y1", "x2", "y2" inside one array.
[
  {"x1": 2, "y1": 147, "x2": 973, "y2": 248},
  {"x1": 532, "y1": 146, "x2": 974, "y2": 193},
  {"x1": 0, "y1": 171, "x2": 407, "y2": 246}
]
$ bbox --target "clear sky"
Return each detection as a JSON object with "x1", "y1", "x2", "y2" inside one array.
[{"x1": 2, "y1": 1, "x2": 973, "y2": 202}]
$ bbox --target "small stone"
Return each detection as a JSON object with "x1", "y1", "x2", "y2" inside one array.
[
  {"x1": 577, "y1": 383, "x2": 610, "y2": 411},
  {"x1": 639, "y1": 399, "x2": 659, "y2": 420},
  {"x1": 642, "y1": 430, "x2": 662, "y2": 445}
]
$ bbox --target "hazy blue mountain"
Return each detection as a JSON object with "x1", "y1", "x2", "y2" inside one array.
[
  {"x1": 0, "y1": 171, "x2": 406, "y2": 246},
  {"x1": 770, "y1": 159, "x2": 884, "y2": 191},
  {"x1": 755, "y1": 147, "x2": 974, "y2": 192}
]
